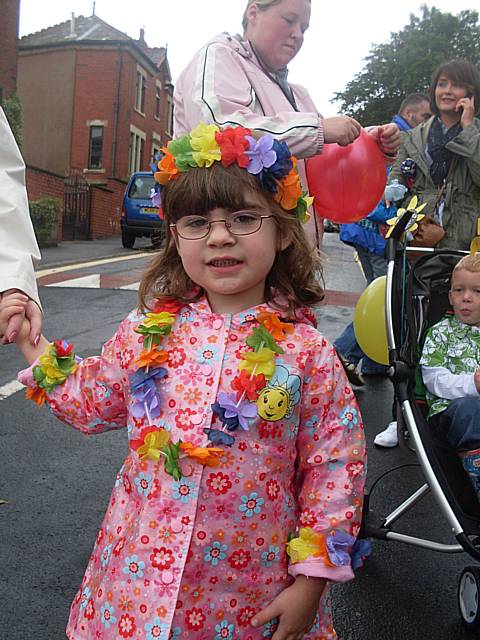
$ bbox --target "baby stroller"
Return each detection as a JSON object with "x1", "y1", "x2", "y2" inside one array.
[{"x1": 361, "y1": 208, "x2": 480, "y2": 628}]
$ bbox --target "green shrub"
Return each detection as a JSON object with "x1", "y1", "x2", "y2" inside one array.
[
  {"x1": 29, "y1": 197, "x2": 60, "y2": 247},
  {"x1": 3, "y1": 92, "x2": 22, "y2": 148}
]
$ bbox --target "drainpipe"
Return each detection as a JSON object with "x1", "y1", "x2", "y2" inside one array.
[{"x1": 111, "y1": 45, "x2": 122, "y2": 177}]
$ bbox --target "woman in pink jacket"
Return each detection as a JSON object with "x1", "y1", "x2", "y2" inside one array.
[{"x1": 174, "y1": 0, "x2": 400, "y2": 243}]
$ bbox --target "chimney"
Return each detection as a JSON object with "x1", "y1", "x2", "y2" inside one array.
[
  {"x1": 70, "y1": 12, "x2": 76, "y2": 37},
  {"x1": 139, "y1": 28, "x2": 145, "y2": 41}
]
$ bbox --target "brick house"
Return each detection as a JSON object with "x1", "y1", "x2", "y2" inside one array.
[{"x1": 17, "y1": 13, "x2": 174, "y2": 239}]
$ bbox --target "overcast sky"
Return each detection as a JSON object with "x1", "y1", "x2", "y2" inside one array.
[{"x1": 19, "y1": 0, "x2": 474, "y2": 116}]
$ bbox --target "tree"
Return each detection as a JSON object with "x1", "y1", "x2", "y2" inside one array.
[
  {"x1": 333, "y1": 5, "x2": 480, "y2": 126},
  {"x1": 3, "y1": 91, "x2": 23, "y2": 148}
]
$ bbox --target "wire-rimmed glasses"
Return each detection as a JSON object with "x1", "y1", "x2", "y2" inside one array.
[{"x1": 170, "y1": 210, "x2": 274, "y2": 240}]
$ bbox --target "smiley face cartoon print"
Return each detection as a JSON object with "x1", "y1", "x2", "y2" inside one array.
[{"x1": 257, "y1": 364, "x2": 301, "y2": 421}]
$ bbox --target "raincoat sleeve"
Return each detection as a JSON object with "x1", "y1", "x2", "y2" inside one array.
[
  {"x1": 289, "y1": 337, "x2": 367, "y2": 582},
  {"x1": 446, "y1": 120, "x2": 480, "y2": 188},
  {"x1": 173, "y1": 40, "x2": 324, "y2": 159},
  {"x1": 0, "y1": 107, "x2": 42, "y2": 308},
  {"x1": 18, "y1": 317, "x2": 132, "y2": 435}
]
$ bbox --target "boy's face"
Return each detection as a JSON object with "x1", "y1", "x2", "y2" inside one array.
[{"x1": 449, "y1": 268, "x2": 480, "y2": 326}]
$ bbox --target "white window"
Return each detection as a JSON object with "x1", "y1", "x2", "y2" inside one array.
[
  {"x1": 129, "y1": 126, "x2": 146, "y2": 173},
  {"x1": 166, "y1": 95, "x2": 174, "y2": 138},
  {"x1": 135, "y1": 67, "x2": 147, "y2": 114},
  {"x1": 155, "y1": 82, "x2": 162, "y2": 120}
]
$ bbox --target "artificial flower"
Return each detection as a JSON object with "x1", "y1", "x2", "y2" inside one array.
[
  {"x1": 294, "y1": 195, "x2": 314, "y2": 224},
  {"x1": 231, "y1": 369, "x2": 266, "y2": 402},
  {"x1": 238, "y1": 348, "x2": 277, "y2": 379},
  {"x1": 54, "y1": 339, "x2": 74, "y2": 358},
  {"x1": 261, "y1": 139, "x2": 293, "y2": 192},
  {"x1": 130, "y1": 367, "x2": 168, "y2": 420},
  {"x1": 274, "y1": 163, "x2": 303, "y2": 211},
  {"x1": 325, "y1": 530, "x2": 356, "y2": 566},
  {"x1": 151, "y1": 187, "x2": 162, "y2": 209},
  {"x1": 136, "y1": 429, "x2": 171, "y2": 462},
  {"x1": 245, "y1": 135, "x2": 277, "y2": 175},
  {"x1": 385, "y1": 195, "x2": 428, "y2": 239},
  {"x1": 190, "y1": 123, "x2": 221, "y2": 167},
  {"x1": 257, "y1": 312, "x2": 294, "y2": 342},
  {"x1": 286, "y1": 527, "x2": 328, "y2": 564},
  {"x1": 350, "y1": 538, "x2": 372, "y2": 570},
  {"x1": 163, "y1": 441, "x2": 182, "y2": 480},
  {"x1": 204, "y1": 428, "x2": 235, "y2": 447},
  {"x1": 142, "y1": 312, "x2": 176, "y2": 330},
  {"x1": 168, "y1": 135, "x2": 196, "y2": 172},
  {"x1": 151, "y1": 299, "x2": 184, "y2": 314},
  {"x1": 180, "y1": 442, "x2": 224, "y2": 467},
  {"x1": 134, "y1": 348, "x2": 168, "y2": 370},
  {"x1": 215, "y1": 126, "x2": 251, "y2": 168},
  {"x1": 211, "y1": 401, "x2": 242, "y2": 430},
  {"x1": 246, "y1": 325, "x2": 283, "y2": 354},
  {"x1": 216, "y1": 391, "x2": 258, "y2": 431},
  {"x1": 25, "y1": 385, "x2": 48, "y2": 406},
  {"x1": 155, "y1": 148, "x2": 179, "y2": 184}
]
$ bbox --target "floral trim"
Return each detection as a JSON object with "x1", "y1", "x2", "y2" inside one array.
[
  {"x1": 150, "y1": 123, "x2": 313, "y2": 223},
  {"x1": 207, "y1": 311, "x2": 293, "y2": 446},
  {"x1": 31, "y1": 340, "x2": 78, "y2": 394},
  {"x1": 286, "y1": 527, "x2": 371, "y2": 570},
  {"x1": 384, "y1": 195, "x2": 427, "y2": 240}
]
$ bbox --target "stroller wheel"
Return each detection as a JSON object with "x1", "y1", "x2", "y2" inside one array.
[{"x1": 458, "y1": 566, "x2": 480, "y2": 628}]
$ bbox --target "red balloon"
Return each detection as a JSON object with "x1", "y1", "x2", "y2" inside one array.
[{"x1": 306, "y1": 128, "x2": 386, "y2": 223}]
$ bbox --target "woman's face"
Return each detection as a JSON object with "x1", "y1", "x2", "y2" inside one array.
[
  {"x1": 435, "y1": 75, "x2": 469, "y2": 117},
  {"x1": 245, "y1": 0, "x2": 311, "y2": 71}
]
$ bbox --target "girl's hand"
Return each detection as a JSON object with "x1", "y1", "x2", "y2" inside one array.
[
  {"x1": 251, "y1": 575, "x2": 326, "y2": 640},
  {"x1": 457, "y1": 96, "x2": 475, "y2": 129},
  {"x1": 323, "y1": 116, "x2": 361, "y2": 146},
  {"x1": 0, "y1": 290, "x2": 29, "y2": 343},
  {"x1": 369, "y1": 123, "x2": 401, "y2": 155}
]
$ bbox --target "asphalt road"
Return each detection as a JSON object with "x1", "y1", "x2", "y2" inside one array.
[{"x1": 0, "y1": 282, "x2": 477, "y2": 639}]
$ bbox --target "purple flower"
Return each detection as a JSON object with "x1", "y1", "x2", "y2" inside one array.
[
  {"x1": 216, "y1": 391, "x2": 258, "y2": 431},
  {"x1": 129, "y1": 367, "x2": 167, "y2": 420},
  {"x1": 262, "y1": 140, "x2": 293, "y2": 192},
  {"x1": 204, "y1": 428, "x2": 235, "y2": 447},
  {"x1": 151, "y1": 186, "x2": 162, "y2": 208},
  {"x1": 246, "y1": 135, "x2": 277, "y2": 175},
  {"x1": 351, "y1": 538, "x2": 372, "y2": 570},
  {"x1": 325, "y1": 530, "x2": 356, "y2": 566},
  {"x1": 211, "y1": 402, "x2": 240, "y2": 430}
]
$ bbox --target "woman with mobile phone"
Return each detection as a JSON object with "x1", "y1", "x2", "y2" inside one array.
[{"x1": 389, "y1": 59, "x2": 480, "y2": 251}]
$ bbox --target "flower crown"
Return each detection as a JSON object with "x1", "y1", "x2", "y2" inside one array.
[{"x1": 150, "y1": 123, "x2": 313, "y2": 223}]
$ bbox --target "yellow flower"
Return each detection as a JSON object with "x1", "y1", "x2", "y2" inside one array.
[
  {"x1": 286, "y1": 527, "x2": 327, "y2": 563},
  {"x1": 189, "y1": 123, "x2": 221, "y2": 167},
  {"x1": 137, "y1": 429, "x2": 170, "y2": 462},
  {"x1": 238, "y1": 348, "x2": 276, "y2": 379},
  {"x1": 39, "y1": 353, "x2": 73, "y2": 385},
  {"x1": 142, "y1": 312, "x2": 176, "y2": 329},
  {"x1": 385, "y1": 195, "x2": 428, "y2": 239}
]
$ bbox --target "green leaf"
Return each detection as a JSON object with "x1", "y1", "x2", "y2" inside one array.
[
  {"x1": 168, "y1": 136, "x2": 196, "y2": 171},
  {"x1": 246, "y1": 326, "x2": 284, "y2": 354},
  {"x1": 162, "y1": 441, "x2": 182, "y2": 481}
]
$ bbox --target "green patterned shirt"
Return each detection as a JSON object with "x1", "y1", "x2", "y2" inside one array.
[{"x1": 420, "y1": 315, "x2": 480, "y2": 417}]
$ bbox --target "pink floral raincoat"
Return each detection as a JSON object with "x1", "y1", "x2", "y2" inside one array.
[{"x1": 20, "y1": 299, "x2": 366, "y2": 640}]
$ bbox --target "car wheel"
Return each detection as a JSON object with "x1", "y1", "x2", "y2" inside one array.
[
  {"x1": 459, "y1": 566, "x2": 480, "y2": 628},
  {"x1": 122, "y1": 230, "x2": 136, "y2": 249},
  {"x1": 151, "y1": 228, "x2": 165, "y2": 249}
]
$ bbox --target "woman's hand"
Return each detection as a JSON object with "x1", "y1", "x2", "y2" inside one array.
[
  {"x1": 323, "y1": 116, "x2": 361, "y2": 146},
  {"x1": 369, "y1": 123, "x2": 401, "y2": 155},
  {"x1": 1, "y1": 288, "x2": 42, "y2": 345},
  {"x1": 0, "y1": 290, "x2": 30, "y2": 343},
  {"x1": 457, "y1": 96, "x2": 475, "y2": 129},
  {"x1": 251, "y1": 575, "x2": 326, "y2": 640}
]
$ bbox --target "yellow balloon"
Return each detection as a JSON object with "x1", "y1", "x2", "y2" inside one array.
[{"x1": 353, "y1": 275, "x2": 389, "y2": 365}]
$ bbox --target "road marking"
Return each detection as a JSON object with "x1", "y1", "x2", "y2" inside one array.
[
  {"x1": 36, "y1": 252, "x2": 151, "y2": 278},
  {"x1": 0, "y1": 379, "x2": 23, "y2": 401},
  {"x1": 119, "y1": 282, "x2": 140, "y2": 290},
  {"x1": 46, "y1": 273, "x2": 101, "y2": 288}
]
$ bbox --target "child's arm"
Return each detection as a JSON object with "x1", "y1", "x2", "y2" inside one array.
[{"x1": 251, "y1": 575, "x2": 326, "y2": 639}]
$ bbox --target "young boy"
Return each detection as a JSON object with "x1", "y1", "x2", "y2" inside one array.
[{"x1": 420, "y1": 254, "x2": 480, "y2": 497}]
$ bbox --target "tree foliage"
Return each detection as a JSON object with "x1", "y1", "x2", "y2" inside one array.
[
  {"x1": 333, "y1": 5, "x2": 480, "y2": 125},
  {"x1": 3, "y1": 91, "x2": 23, "y2": 148}
]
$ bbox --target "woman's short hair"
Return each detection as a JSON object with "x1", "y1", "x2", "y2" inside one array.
[
  {"x1": 242, "y1": 0, "x2": 311, "y2": 31},
  {"x1": 138, "y1": 162, "x2": 324, "y2": 318},
  {"x1": 430, "y1": 59, "x2": 480, "y2": 117}
]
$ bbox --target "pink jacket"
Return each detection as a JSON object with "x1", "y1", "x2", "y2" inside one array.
[{"x1": 20, "y1": 299, "x2": 366, "y2": 639}]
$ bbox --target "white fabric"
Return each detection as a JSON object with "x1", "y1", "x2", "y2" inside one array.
[
  {"x1": 0, "y1": 107, "x2": 41, "y2": 307},
  {"x1": 421, "y1": 364, "x2": 479, "y2": 400}
]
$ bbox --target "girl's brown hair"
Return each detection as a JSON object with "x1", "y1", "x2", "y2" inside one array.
[
  {"x1": 138, "y1": 163, "x2": 324, "y2": 318},
  {"x1": 430, "y1": 59, "x2": 480, "y2": 117}
]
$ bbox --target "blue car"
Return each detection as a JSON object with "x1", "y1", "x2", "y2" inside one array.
[{"x1": 120, "y1": 172, "x2": 164, "y2": 248}]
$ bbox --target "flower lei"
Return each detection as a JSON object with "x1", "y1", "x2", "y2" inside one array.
[
  {"x1": 27, "y1": 340, "x2": 78, "y2": 406},
  {"x1": 150, "y1": 123, "x2": 313, "y2": 224},
  {"x1": 286, "y1": 527, "x2": 371, "y2": 570}
]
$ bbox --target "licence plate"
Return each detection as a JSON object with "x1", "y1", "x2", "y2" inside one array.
[{"x1": 141, "y1": 207, "x2": 159, "y2": 214}]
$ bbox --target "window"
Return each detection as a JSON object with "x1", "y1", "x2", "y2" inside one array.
[
  {"x1": 135, "y1": 68, "x2": 146, "y2": 113},
  {"x1": 88, "y1": 125, "x2": 104, "y2": 169},
  {"x1": 129, "y1": 127, "x2": 146, "y2": 174},
  {"x1": 155, "y1": 82, "x2": 162, "y2": 119},
  {"x1": 166, "y1": 95, "x2": 174, "y2": 138}
]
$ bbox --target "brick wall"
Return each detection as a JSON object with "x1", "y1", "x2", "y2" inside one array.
[
  {"x1": 0, "y1": 0, "x2": 19, "y2": 99},
  {"x1": 26, "y1": 165, "x2": 65, "y2": 240}
]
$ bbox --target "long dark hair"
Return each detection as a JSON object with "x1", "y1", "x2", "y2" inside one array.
[{"x1": 138, "y1": 163, "x2": 324, "y2": 318}]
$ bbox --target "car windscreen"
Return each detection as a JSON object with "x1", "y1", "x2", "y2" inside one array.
[{"x1": 128, "y1": 176, "x2": 154, "y2": 199}]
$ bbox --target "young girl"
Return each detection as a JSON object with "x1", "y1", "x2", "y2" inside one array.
[{"x1": 1, "y1": 124, "x2": 366, "y2": 640}]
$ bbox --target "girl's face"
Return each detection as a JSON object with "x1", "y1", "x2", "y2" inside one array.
[
  {"x1": 173, "y1": 196, "x2": 288, "y2": 314},
  {"x1": 245, "y1": 0, "x2": 310, "y2": 71},
  {"x1": 435, "y1": 75, "x2": 469, "y2": 117}
]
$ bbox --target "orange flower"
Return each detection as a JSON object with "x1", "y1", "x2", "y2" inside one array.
[
  {"x1": 155, "y1": 148, "x2": 179, "y2": 184},
  {"x1": 134, "y1": 348, "x2": 168, "y2": 369},
  {"x1": 257, "y1": 311, "x2": 294, "y2": 341},
  {"x1": 25, "y1": 385, "x2": 48, "y2": 406},
  {"x1": 273, "y1": 159, "x2": 302, "y2": 210},
  {"x1": 180, "y1": 442, "x2": 224, "y2": 467}
]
